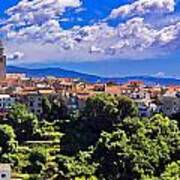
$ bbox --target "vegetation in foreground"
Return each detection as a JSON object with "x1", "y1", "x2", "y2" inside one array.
[{"x1": 0, "y1": 94, "x2": 179, "y2": 180}]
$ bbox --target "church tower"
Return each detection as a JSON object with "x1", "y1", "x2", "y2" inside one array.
[{"x1": 0, "y1": 40, "x2": 6, "y2": 79}]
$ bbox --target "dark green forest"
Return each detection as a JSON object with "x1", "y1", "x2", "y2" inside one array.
[{"x1": 0, "y1": 94, "x2": 179, "y2": 180}]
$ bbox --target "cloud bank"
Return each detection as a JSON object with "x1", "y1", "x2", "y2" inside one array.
[
  {"x1": 1, "y1": 0, "x2": 180, "y2": 65},
  {"x1": 109, "y1": 0, "x2": 175, "y2": 19}
]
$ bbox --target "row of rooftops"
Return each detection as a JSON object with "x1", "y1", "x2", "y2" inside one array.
[{"x1": 0, "y1": 74, "x2": 180, "y2": 99}]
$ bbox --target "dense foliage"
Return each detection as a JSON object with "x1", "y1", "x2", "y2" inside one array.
[
  {"x1": 8, "y1": 103, "x2": 38, "y2": 142},
  {"x1": 93, "y1": 115, "x2": 180, "y2": 179},
  {"x1": 0, "y1": 93, "x2": 179, "y2": 180},
  {"x1": 0, "y1": 124, "x2": 17, "y2": 156}
]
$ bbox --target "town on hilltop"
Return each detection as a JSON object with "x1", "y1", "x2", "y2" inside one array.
[{"x1": 0, "y1": 41, "x2": 179, "y2": 120}]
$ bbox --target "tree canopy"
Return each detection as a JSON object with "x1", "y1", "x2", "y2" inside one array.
[
  {"x1": 61, "y1": 94, "x2": 138, "y2": 155},
  {"x1": 0, "y1": 94, "x2": 179, "y2": 179},
  {"x1": 93, "y1": 114, "x2": 180, "y2": 179},
  {"x1": 8, "y1": 103, "x2": 38, "y2": 142},
  {"x1": 0, "y1": 124, "x2": 17, "y2": 156}
]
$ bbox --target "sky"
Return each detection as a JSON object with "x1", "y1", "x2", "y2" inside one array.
[{"x1": 1, "y1": 0, "x2": 180, "y2": 77}]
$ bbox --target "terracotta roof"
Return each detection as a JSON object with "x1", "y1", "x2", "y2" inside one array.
[
  {"x1": 105, "y1": 86, "x2": 121, "y2": 94},
  {"x1": 38, "y1": 89, "x2": 55, "y2": 94}
]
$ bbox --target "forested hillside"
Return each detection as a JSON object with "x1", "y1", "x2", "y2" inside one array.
[{"x1": 0, "y1": 94, "x2": 179, "y2": 180}]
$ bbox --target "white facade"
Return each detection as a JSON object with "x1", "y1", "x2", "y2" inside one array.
[
  {"x1": 0, "y1": 94, "x2": 15, "y2": 110},
  {"x1": 160, "y1": 93, "x2": 180, "y2": 116},
  {"x1": 138, "y1": 102, "x2": 158, "y2": 117},
  {"x1": 0, "y1": 164, "x2": 11, "y2": 180}
]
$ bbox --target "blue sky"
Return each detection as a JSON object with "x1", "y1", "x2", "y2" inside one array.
[{"x1": 1, "y1": 0, "x2": 180, "y2": 77}]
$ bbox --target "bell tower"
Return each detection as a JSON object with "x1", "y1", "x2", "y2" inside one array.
[{"x1": 0, "y1": 40, "x2": 6, "y2": 79}]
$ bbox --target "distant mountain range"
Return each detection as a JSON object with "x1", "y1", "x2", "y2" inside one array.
[{"x1": 7, "y1": 66, "x2": 180, "y2": 85}]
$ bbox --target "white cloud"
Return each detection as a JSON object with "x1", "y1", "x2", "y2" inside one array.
[
  {"x1": 6, "y1": 0, "x2": 81, "y2": 21},
  {"x1": 1, "y1": 0, "x2": 82, "y2": 49},
  {"x1": 109, "y1": 0, "x2": 175, "y2": 19},
  {"x1": 1, "y1": 0, "x2": 81, "y2": 38},
  {"x1": 89, "y1": 46, "x2": 104, "y2": 54},
  {"x1": 4, "y1": 16, "x2": 180, "y2": 64},
  {"x1": 7, "y1": 51, "x2": 24, "y2": 61},
  {"x1": 157, "y1": 22, "x2": 180, "y2": 44},
  {"x1": 1, "y1": 0, "x2": 180, "y2": 65}
]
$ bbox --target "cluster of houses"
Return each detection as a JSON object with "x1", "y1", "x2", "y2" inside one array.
[{"x1": 0, "y1": 73, "x2": 180, "y2": 119}]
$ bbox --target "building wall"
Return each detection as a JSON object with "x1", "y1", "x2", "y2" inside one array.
[
  {"x1": 160, "y1": 95, "x2": 180, "y2": 116},
  {"x1": 22, "y1": 94, "x2": 43, "y2": 116},
  {"x1": 0, "y1": 164, "x2": 11, "y2": 180},
  {"x1": 0, "y1": 41, "x2": 6, "y2": 79},
  {"x1": 0, "y1": 56, "x2": 6, "y2": 78},
  {"x1": 0, "y1": 95, "x2": 15, "y2": 110}
]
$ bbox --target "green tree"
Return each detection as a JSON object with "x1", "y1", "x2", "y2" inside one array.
[
  {"x1": 0, "y1": 125, "x2": 17, "y2": 156},
  {"x1": 42, "y1": 96, "x2": 68, "y2": 121},
  {"x1": 57, "y1": 151, "x2": 98, "y2": 179},
  {"x1": 42, "y1": 96, "x2": 52, "y2": 120},
  {"x1": 25, "y1": 147, "x2": 48, "y2": 174},
  {"x1": 93, "y1": 114, "x2": 180, "y2": 180},
  {"x1": 61, "y1": 94, "x2": 138, "y2": 155},
  {"x1": 8, "y1": 103, "x2": 38, "y2": 142},
  {"x1": 161, "y1": 161, "x2": 180, "y2": 180},
  {"x1": 117, "y1": 95, "x2": 138, "y2": 120},
  {"x1": 83, "y1": 94, "x2": 138, "y2": 130}
]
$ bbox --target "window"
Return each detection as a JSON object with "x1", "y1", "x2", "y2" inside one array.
[
  {"x1": 1, "y1": 173, "x2": 6, "y2": 178},
  {"x1": 37, "y1": 109, "x2": 41, "y2": 113},
  {"x1": 30, "y1": 101, "x2": 33, "y2": 107}
]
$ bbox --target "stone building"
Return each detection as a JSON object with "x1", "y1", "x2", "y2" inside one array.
[
  {"x1": 0, "y1": 40, "x2": 6, "y2": 79},
  {"x1": 159, "y1": 92, "x2": 180, "y2": 117}
]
